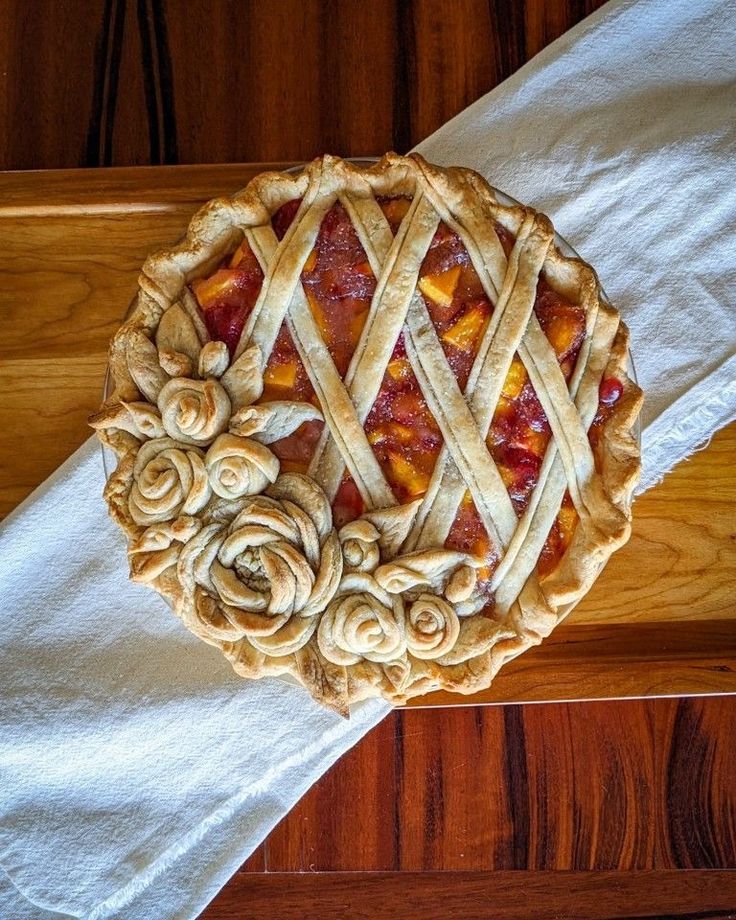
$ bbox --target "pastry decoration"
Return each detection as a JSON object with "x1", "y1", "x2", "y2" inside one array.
[{"x1": 92, "y1": 153, "x2": 642, "y2": 714}]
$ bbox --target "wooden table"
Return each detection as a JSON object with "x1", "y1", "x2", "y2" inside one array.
[{"x1": 1, "y1": 2, "x2": 735, "y2": 916}]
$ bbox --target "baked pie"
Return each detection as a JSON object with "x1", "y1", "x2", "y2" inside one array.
[{"x1": 91, "y1": 153, "x2": 642, "y2": 713}]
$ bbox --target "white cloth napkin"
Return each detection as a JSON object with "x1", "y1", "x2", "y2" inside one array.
[
  {"x1": 1, "y1": 0, "x2": 735, "y2": 916},
  {"x1": 0, "y1": 441, "x2": 391, "y2": 920}
]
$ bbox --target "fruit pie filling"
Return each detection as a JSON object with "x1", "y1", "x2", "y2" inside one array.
[{"x1": 191, "y1": 197, "x2": 623, "y2": 603}]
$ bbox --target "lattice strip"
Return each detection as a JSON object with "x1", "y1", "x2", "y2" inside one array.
[
  {"x1": 234, "y1": 190, "x2": 335, "y2": 363},
  {"x1": 307, "y1": 194, "x2": 441, "y2": 499},
  {"x1": 493, "y1": 307, "x2": 620, "y2": 614},
  {"x1": 411, "y1": 160, "x2": 508, "y2": 300},
  {"x1": 316, "y1": 192, "x2": 518, "y2": 549},
  {"x1": 406, "y1": 163, "x2": 615, "y2": 547},
  {"x1": 380, "y1": 171, "x2": 627, "y2": 608},
  {"x1": 242, "y1": 194, "x2": 395, "y2": 509},
  {"x1": 306, "y1": 182, "x2": 550, "y2": 553},
  {"x1": 404, "y1": 211, "x2": 552, "y2": 552},
  {"x1": 401, "y1": 295, "x2": 515, "y2": 550}
]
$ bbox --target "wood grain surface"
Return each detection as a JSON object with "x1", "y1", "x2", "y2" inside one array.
[
  {"x1": 2, "y1": 166, "x2": 735, "y2": 909},
  {"x1": 1, "y1": 1, "x2": 734, "y2": 916},
  {"x1": 241, "y1": 698, "x2": 736, "y2": 873},
  {"x1": 1, "y1": 164, "x2": 734, "y2": 706},
  {"x1": 0, "y1": 0, "x2": 607, "y2": 172}
]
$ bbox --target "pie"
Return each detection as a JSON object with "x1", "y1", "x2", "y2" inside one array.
[{"x1": 91, "y1": 153, "x2": 642, "y2": 714}]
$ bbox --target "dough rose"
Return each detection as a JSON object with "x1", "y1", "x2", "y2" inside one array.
[
  {"x1": 177, "y1": 473, "x2": 342, "y2": 644},
  {"x1": 205, "y1": 433, "x2": 279, "y2": 500},
  {"x1": 338, "y1": 519, "x2": 380, "y2": 572},
  {"x1": 158, "y1": 377, "x2": 231, "y2": 445},
  {"x1": 129, "y1": 437, "x2": 211, "y2": 526},
  {"x1": 405, "y1": 593, "x2": 460, "y2": 660},
  {"x1": 318, "y1": 572, "x2": 406, "y2": 665}
]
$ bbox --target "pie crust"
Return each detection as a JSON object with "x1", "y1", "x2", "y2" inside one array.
[{"x1": 91, "y1": 153, "x2": 642, "y2": 714}]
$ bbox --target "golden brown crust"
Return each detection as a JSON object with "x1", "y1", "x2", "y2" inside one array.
[{"x1": 92, "y1": 152, "x2": 642, "y2": 713}]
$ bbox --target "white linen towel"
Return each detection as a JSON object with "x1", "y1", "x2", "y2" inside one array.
[{"x1": 1, "y1": 0, "x2": 735, "y2": 916}]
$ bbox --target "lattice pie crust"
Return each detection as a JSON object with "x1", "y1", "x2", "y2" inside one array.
[{"x1": 91, "y1": 154, "x2": 642, "y2": 714}]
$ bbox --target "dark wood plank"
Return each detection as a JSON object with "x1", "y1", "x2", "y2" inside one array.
[
  {"x1": 524, "y1": 0, "x2": 609, "y2": 58},
  {"x1": 200, "y1": 870, "x2": 736, "y2": 919},
  {"x1": 404, "y1": 0, "x2": 497, "y2": 143},
  {"x1": 111, "y1": 0, "x2": 157, "y2": 166},
  {"x1": 263, "y1": 698, "x2": 736, "y2": 871},
  {"x1": 0, "y1": 1, "x2": 102, "y2": 170},
  {"x1": 0, "y1": 0, "x2": 610, "y2": 171}
]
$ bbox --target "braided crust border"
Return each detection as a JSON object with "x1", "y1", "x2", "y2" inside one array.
[{"x1": 92, "y1": 153, "x2": 642, "y2": 714}]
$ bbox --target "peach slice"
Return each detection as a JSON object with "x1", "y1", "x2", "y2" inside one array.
[
  {"x1": 367, "y1": 426, "x2": 388, "y2": 446},
  {"x1": 558, "y1": 503, "x2": 578, "y2": 544},
  {"x1": 366, "y1": 420, "x2": 414, "y2": 448},
  {"x1": 192, "y1": 270, "x2": 242, "y2": 308},
  {"x1": 387, "y1": 357, "x2": 411, "y2": 381},
  {"x1": 497, "y1": 464, "x2": 516, "y2": 491},
  {"x1": 229, "y1": 245, "x2": 246, "y2": 269},
  {"x1": 380, "y1": 198, "x2": 412, "y2": 228},
  {"x1": 389, "y1": 422, "x2": 415, "y2": 445},
  {"x1": 387, "y1": 451, "x2": 430, "y2": 497},
  {"x1": 501, "y1": 356, "x2": 527, "y2": 399},
  {"x1": 263, "y1": 360, "x2": 298, "y2": 392},
  {"x1": 545, "y1": 312, "x2": 581, "y2": 358},
  {"x1": 228, "y1": 241, "x2": 265, "y2": 274},
  {"x1": 306, "y1": 291, "x2": 331, "y2": 340},
  {"x1": 418, "y1": 265, "x2": 461, "y2": 307},
  {"x1": 493, "y1": 394, "x2": 514, "y2": 421},
  {"x1": 349, "y1": 306, "x2": 369, "y2": 343},
  {"x1": 441, "y1": 304, "x2": 486, "y2": 351},
  {"x1": 524, "y1": 429, "x2": 548, "y2": 458}
]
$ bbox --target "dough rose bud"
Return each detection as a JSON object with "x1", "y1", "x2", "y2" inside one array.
[
  {"x1": 338, "y1": 519, "x2": 380, "y2": 572},
  {"x1": 318, "y1": 572, "x2": 406, "y2": 666},
  {"x1": 129, "y1": 437, "x2": 211, "y2": 526},
  {"x1": 158, "y1": 377, "x2": 231, "y2": 445},
  {"x1": 405, "y1": 593, "x2": 460, "y2": 660},
  {"x1": 205, "y1": 433, "x2": 280, "y2": 500}
]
